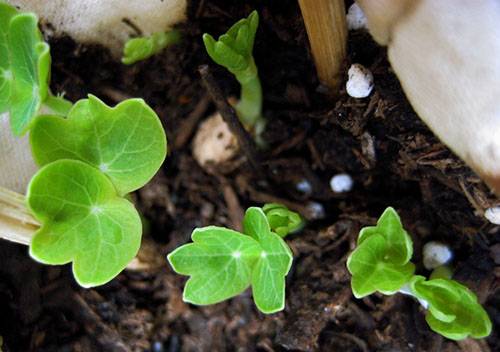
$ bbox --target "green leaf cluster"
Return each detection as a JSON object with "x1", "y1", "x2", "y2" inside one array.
[
  {"x1": 347, "y1": 207, "x2": 415, "y2": 298},
  {"x1": 347, "y1": 207, "x2": 492, "y2": 341},
  {"x1": 27, "y1": 96, "x2": 167, "y2": 287},
  {"x1": 0, "y1": 2, "x2": 50, "y2": 135},
  {"x1": 0, "y1": 3, "x2": 167, "y2": 287},
  {"x1": 203, "y1": 10, "x2": 263, "y2": 129},
  {"x1": 168, "y1": 207, "x2": 293, "y2": 314},
  {"x1": 122, "y1": 30, "x2": 181, "y2": 65},
  {"x1": 262, "y1": 203, "x2": 303, "y2": 237},
  {"x1": 409, "y1": 276, "x2": 492, "y2": 340}
]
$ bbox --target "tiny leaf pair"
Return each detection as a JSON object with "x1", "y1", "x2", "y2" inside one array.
[
  {"x1": 262, "y1": 203, "x2": 304, "y2": 237},
  {"x1": 27, "y1": 96, "x2": 167, "y2": 287},
  {"x1": 203, "y1": 10, "x2": 264, "y2": 129},
  {"x1": 410, "y1": 276, "x2": 492, "y2": 340},
  {"x1": 168, "y1": 207, "x2": 293, "y2": 314},
  {"x1": 122, "y1": 30, "x2": 181, "y2": 65},
  {"x1": 347, "y1": 207, "x2": 414, "y2": 298},
  {"x1": 0, "y1": 2, "x2": 50, "y2": 135}
]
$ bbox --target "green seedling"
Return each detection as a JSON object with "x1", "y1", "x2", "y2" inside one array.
[
  {"x1": 262, "y1": 203, "x2": 304, "y2": 237},
  {"x1": 203, "y1": 11, "x2": 265, "y2": 136},
  {"x1": 26, "y1": 96, "x2": 167, "y2": 286},
  {"x1": 409, "y1": 276, "x2": 492, "y2": 340},
  {"x1": 27, "y1": 160, "x2": 142, "y2": 287},
  {"x1": 0, "y1": 2, "x2": 71, "y2": 135},
  {"x1": 30, "y1": 95, "x2": 167, "y2": 196},
  {"x1": 347, "y1": 207, "x2": 492, "y2": 340},
  {"x1": 0, "y1": 3, "x2": 168, "y2": 287},
  {"x1": 122, "y1": 30, "x2": 181, "y2": 65},
  {"x1": 347, "y1": 207, "x2": 415, "y2": 298},
  {"x1": 168, "y1": 206, "x2": 293, "y2": 314}
]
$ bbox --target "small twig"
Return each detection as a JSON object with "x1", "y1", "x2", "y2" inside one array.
[
  {"x1": 0, "y1": 186, "x2": 39, "y2": 245},
  {"x1": 198, "y1": 65, "x2": 263, "y2": 176},
  {"x1": 173, "y1": 94, "x2": 210, "y2": 149}
]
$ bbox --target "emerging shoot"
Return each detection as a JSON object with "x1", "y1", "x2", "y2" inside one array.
[
  {"x1": 203, "y1": 11, "x2": 265, "y2": 138},
  {"x1": 122, "y1": 30, "x2": 181, "y2": 65},
  {"x1": 262, "y1": 203, "x2": 304, "y2": 237}
]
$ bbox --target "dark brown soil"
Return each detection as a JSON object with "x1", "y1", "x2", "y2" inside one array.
[{"x1": 0, "y1": 0, "x2": 499, "y2": 351}]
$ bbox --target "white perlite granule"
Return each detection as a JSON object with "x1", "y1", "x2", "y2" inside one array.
[
  {"x1": 346, "y1": 64, "x2": 373, "y2": 98},
  {"x1": 422, "y1": 241, "x2": 453, "y2": 270},
  {"x1": 329, "y1": 173, "x2": 353, "y2": 193},
  {"x1": 346, "y1": 3, "x2": 368, "y2": 31},
  {"x1": 485, "y1": 207, "x2": 500, "y2": 225},
  {"x1": 0, "y1": 113, "x2": 38, "y2": 194}
]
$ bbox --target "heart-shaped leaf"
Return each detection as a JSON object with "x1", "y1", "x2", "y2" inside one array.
[
  {"x1": 30, "y1": 95, "x2": 167, "y2": 195},
  {"x1": 167, "y1": 226, "x2": 262, "y2": 305},
  {"x1": 27, "y1": 159, "x2": 142, "y2": 287}
]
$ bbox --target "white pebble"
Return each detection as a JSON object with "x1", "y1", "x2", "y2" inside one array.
[
  {"x1": 330, "y1": 173, "x2": 353, "y2": 193},
  {"x1": 296, "y1": 179, "x2": 312, "y2": 195},
  {"x1": 346, "y1": 3, "x2": 368, "y2": 31},
  {"x1": 346, "y1": 64, "x2": 374, "y2": 98},
  {"x1": 306, "y1": 202, "x2": 325, "y2": 220},
  {"x1": 423, "y1": 241, "x2": 453, "y2": 270},
  {"x1": 485, "y1": 207, "x2": 500, "y2": 225}
]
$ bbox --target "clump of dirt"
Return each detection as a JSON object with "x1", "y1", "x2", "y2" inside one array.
[{"x1": 0, "y1": 0, "x2": 498, "y2": 351}]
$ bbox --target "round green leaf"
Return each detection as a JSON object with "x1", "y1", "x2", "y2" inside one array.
[
  {"x1": 30, "y1": 95, "x2": 167, "y2": 195},
  {"x1": 27, "y1": 159, "x2": 142, "y2": 287}
]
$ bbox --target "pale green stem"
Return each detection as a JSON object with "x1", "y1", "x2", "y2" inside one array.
[{"x1": 235, "y1": 59, "x2": 264, "y2": 128}]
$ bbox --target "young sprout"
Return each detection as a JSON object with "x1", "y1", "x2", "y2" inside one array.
[
  {"x1": 262, "y1": 203, "x2": 304, "y2": 237},
  {"x1": 347, "y1": 207, "x2": 492, "y2": 340},
  {"x1": 0, "y1": 2, "x2": 71, "y2": 135},
  {"x1": 0, "y1": 2, "x2": 168, "y2": 288},
  {"x1": 26, "y1": 95, "x2": 167, "y2": 287},
  {"x1": 409, "y1": 276, "x2": 492, "y2": 340},
  {"x1": 347, "y1": 207, "x2": 415, "y2": 298},
  {"x1": 168, "y1": 206, "x2": 293, "y2": 314},
  {"x1": 122, "y1": 30, "x2": 181, "y2": 65},
  {"x1": 202, "y1": 11, "x2": 265, "y2": 137}
]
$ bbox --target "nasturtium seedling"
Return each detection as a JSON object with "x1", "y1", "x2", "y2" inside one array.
[
  {"x1": 122, "y1": 30, "x2": 181, "y2": 65},
  {"x1": 168, "y1": 206, "x2": 293, "y2": 314},
  {"x1": 30, "y1": 95, "x2": 167, "y2": 196},
  {"x1": 203, "y1": 10, "x2": 264, "y2": 131},
  {"x1": 0, "y1": 3, "x2": 51, "y2": 135},
  {"x1": 27, "y1": 159, "x2": 142, "y2": 287},
  {"x1": 347, "y1": 207, "x2": 415, "y2": 298},
  {"x1": 347, "y1": 207, "x2": 492, "y2": 341},
  {"x1": 262, "y1": 203, "x2": 304, "y2": 237},
  {"x1": 409, "y1": 276, "x2": 492, "y2": 340}
]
